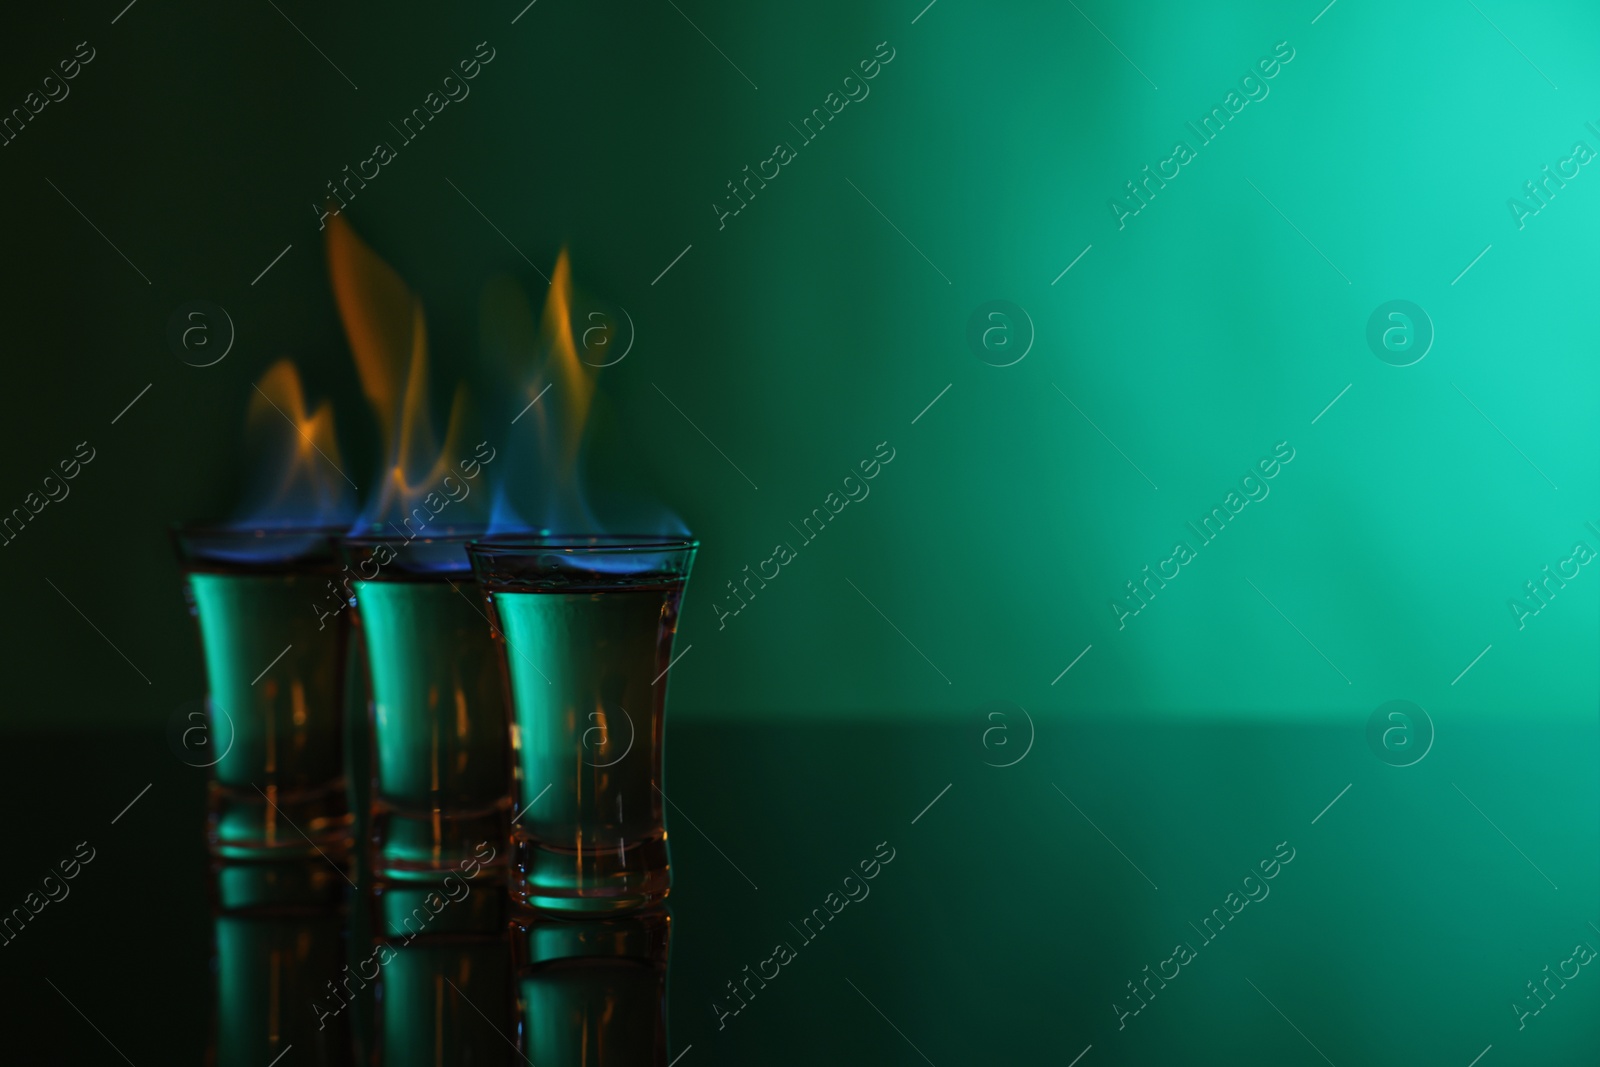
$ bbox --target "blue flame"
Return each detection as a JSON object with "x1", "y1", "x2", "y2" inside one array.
[
  {"x1": 175, "y1": 526, "x2": 340, "y2": 568},
  {"x1": 341, "y1": 528, "x2": 488, "y2": 577},
  {"x1": 477, "y1": 269, "x2": 689, "y2": 543},
  {"x1": 196, "y1": 361, "x2": 356, "y2": 564}
]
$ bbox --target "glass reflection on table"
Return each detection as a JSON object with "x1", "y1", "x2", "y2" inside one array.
[
  {"x1": 207, "y1": 860, "x2": 353, "y2": 1067},
  {"x1": 514, "y1": 907, "x2": 671, "y2": 1067},
  {"x1": 205, "y1": 861, "x2": 672, "y2": 1065}
]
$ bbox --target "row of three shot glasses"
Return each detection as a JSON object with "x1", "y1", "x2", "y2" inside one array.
[{"x1": 174, "y1": 526, "x2": 696, "y2": 917}]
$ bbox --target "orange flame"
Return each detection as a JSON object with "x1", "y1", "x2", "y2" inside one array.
[
  {"x1": 326, "y1": 215, "x2": 470, "y2": 527},
  {"x1": 238, "y1": 359, "x2": 352, "y2": 525},
  {"x1": 532, "y1": 250, "x2": 596, "y2": 473},
  {"x1": 480, "y1": 248, "x2": 606, "y2": 532}
]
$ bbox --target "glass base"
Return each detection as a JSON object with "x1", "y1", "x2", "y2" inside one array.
[
  {"x1": 208, "y1": 778, "x2": 351, "y2": 861},
  {"x1": 371, "y1": 803, "x2": 508, "y2": 883},
  {"x1": 512, "y1": 831, "x2": 669, "y2": 915}
]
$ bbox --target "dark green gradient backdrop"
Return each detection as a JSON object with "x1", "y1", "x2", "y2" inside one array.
[
  {"x1": 1, "y1": 0, "x2": 1597, "y2": 1062},
  {"x1": 2, "y1": 0, "x2": 1596, "y2": 722}
]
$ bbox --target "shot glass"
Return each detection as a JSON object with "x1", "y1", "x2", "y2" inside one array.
[
  {"x1": 340, "y1": 533, "x2": 513, "y2": 891},
  {"x1": 174, "y1": 526, "x2": 351, "y2": 860},
  {"x1": 467, "y1": 536, "x2": 697, "y2": 915}
]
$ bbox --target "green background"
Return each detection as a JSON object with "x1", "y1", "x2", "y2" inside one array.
[
  {"x1": 2, "y1": 0, "x2": 1596, "y2": 721},
  {"x1": 0, "y1": 0, "x2": 1596, "y2": 1062}
]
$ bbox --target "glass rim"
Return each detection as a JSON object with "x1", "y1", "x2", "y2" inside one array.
[
  {"x1": 171, "y1": 522, "x2": 343, "y2": 569},
  {"x1": 341, "y1": 527, "x2": 488, "y2": 549},
  {"x1": 466, "y1": 533, "x2": 699, "y2": 556}
]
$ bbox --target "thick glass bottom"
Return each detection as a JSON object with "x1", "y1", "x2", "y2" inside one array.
[
  {"x1": 208, "y1": 778, "x2": 350, "y2": 861},
  {"x1": 370, "y1": 802, "x2": 508, "y2": 882},
  {"x1": 511, "y1": 830, "x2": 669, "y2": 915}
]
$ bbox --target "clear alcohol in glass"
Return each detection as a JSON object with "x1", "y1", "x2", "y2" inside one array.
[
  {"x1": 175, "y1": 527, "x2": 351, "y2": 860},
  {"x1": 343, "y1": 535, "x2": 512, "y2": 888},
  {"x1": 468, "y1": 537, "x2": 697, "y2": 915}
]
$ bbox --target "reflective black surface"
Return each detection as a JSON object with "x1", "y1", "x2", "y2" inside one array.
[{"x1": 3, "y1": 716, "x2": 1597, "y2": 1063}]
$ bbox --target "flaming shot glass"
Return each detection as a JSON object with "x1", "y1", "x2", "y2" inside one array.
[
  {"x1": 467, "y1": 536, "x2": 697, "y2": 915},
  {"x1": 174, "y1": 527, "x2": 351, "y2": 860},
  {"x1": 340, "y1": 534, "x2": 513, "y2": 898}
]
